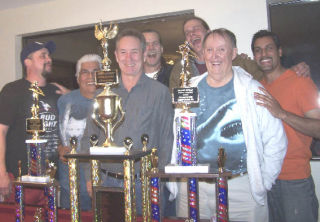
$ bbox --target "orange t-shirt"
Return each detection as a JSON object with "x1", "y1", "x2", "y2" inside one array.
[{"x1": 260, "y1": 69, "x2": 319, "y2": 180}]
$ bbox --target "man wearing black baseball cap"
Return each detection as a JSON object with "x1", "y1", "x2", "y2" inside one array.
[{"x1": 0, "y1": 41, "x2": 66, "y2": 204}]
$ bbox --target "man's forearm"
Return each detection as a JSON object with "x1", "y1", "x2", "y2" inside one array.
[
  {"x1": 281, "y1": 111, "x2": 320, "y2": 139},
  {"x1": 0, "y1": 125, "x2": 8, "y2": 175}
]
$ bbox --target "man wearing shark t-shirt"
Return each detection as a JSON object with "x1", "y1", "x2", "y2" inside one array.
[{"x1": 171, "y1": 28, "x2": 287, "y2": 222}]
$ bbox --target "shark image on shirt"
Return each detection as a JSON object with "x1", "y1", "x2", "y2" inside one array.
[
  {"x1": 197, "y1": 99, "x2": 247, "y2": 174},
  {"x1": 60, "y1": 103, "x2": 87, "y2": 150}
]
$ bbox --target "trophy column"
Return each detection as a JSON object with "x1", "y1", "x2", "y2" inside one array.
[
  {"x1": 123, "y1": 138, "x2": 136, "y2": 222},
  {"x1": 68, "y1": 137, "x2": 81, "y2": 222},
  {"x1": 150, "y1": 148, "x2": 161, "y2": 222},
  {"x1": 216, "y1": 148, "x2": 229, "y2": 222},
  {"x1": 141, "y1": 135, "x2": 151, "y2": 222}
]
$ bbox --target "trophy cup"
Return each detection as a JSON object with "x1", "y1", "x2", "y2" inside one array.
[
  {"x1": 23, "y1": 81, "x2": 49, "y2": 182},
  {"x1": 90, "y1": 21, "x2": 126, "y2": 155}
]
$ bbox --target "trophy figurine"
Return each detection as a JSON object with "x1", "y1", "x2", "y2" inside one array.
[{"x1": 90, "y1": 21, "x2": 126, "y2": 154}]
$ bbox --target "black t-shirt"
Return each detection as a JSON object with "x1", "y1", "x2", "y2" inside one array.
[{"x1": 0, "y1": 78, "x2": 60, "y2": 177}]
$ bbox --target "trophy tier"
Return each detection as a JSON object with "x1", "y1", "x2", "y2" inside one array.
[
  {"x1": 164, "y1": 164, "x2": 209, "y2": 174},
  {"x1": 25, "y1": 139, "x2": 47, "y2": 143},
  {"x1": 90, "y1": 146, "x2": 126, "y2": 155},
  {"x1": 20, "y1": 175, "x2": 50, "y2": 183}
]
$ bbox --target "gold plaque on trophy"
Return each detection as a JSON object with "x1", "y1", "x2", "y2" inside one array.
[{"x1": 95, "y1": 70, "x2": 119, "y2": 86}]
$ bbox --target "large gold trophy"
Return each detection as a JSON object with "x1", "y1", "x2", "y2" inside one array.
[{"x1": 90, "y1": 21, "x2": 125, "y2": 154}]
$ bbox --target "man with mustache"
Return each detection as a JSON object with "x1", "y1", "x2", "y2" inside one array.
[
  {"x1": 253, "y1": 30, "x2": 320, "y2": 222},
  {"x1": 0, "y1": 41, "x2": 66, "y2": 204},
  {"x1": 169, "y1": 16, "x2": 310, "y2": 91},
  {"x1": 142, "y1": 29, "x2": 172, "y2": 87},
  {"x1": 58, "y1": 54, "x2": 102, "y2": 210},
  {"x1": 171, "y1": 29, "x2": 287, "y2": 221}
]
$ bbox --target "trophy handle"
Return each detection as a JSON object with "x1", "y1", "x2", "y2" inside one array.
[
  {"x1": 92, "y1": 101, "x2": 108, "y2": 136},
  {"x1": 111, "y1": 97, "x2": 125, "y2": 136}
]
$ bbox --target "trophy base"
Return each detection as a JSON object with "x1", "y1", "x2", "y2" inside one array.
[
  {"x1": 90, "y1": 146, "x2": 126, "y2": 155},
  {"x1": 164, "y1": 164, "x2": 209, "y2": 174},
  {"x1": 21, "y1": 175, "x2": 50, "y2": 183},
  {"x1": 26, "y1": 139, "x2": 47, "y2": 143}
]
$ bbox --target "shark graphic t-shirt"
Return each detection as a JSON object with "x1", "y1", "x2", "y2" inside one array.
[{"x1": 192, "y1": 76, "x2": 247, "y2": 174}]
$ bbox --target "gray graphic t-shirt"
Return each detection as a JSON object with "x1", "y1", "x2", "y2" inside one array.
[
  {"x1": 58, "y1": 89, "x2": 93, "y2": 150},
  {"x1": 192, "y1": 76, "x2": 247, "y2": 174}
]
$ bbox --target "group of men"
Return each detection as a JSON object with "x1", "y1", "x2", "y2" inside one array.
[{"x1": 0, "y1": 15, "x2": 319, "y2": 222}]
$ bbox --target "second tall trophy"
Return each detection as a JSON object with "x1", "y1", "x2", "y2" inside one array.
[{"x1": 90, "y1": 22, "x2": 125, "y2": 153}]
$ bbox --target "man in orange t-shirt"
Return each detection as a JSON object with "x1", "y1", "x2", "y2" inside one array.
[{"x1": 252, "y1": 30, "x2": 320, "y2": 222}]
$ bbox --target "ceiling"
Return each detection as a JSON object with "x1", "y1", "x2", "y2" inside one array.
[{"x1": 0, "y1": 0, "x2": 53, "y2": 11}]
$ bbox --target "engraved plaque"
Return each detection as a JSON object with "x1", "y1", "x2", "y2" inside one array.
[
  {"x1": 95, "y1": 70, "x2": 118, "y2": 86},
  {"x1": 173, "y1": 87, "x2": 199, "y2": 104},
  {"x1": 26, "y1": 118, "x2": 44, "y2": 132}
]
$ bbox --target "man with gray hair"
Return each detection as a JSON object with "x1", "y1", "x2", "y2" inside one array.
[{"x1": 57, "y1": 54, "x2": 102, "y2": 210}]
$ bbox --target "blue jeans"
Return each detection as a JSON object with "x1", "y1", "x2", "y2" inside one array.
[
  {"x1": 58, "y1": 160, "x2": 91, "y2": 210},
  {"x1": 267, "y1": 176, "x2": 319, "y2": 222}
]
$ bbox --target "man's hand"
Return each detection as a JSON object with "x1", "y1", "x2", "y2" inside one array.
[
  {"x1": 86, "y1": 180, "x2": 92, "y2": 198},
  {"x1": 51, "y1": 82, "x2": 71, "y2": 95},
  {"x1": 0, "y1": 172, "x2": 11, "y2": 197},
  {"x1": 58, "y1": 144, "x2": 71, "y2": 163},
  {"x1": 254, "y1": 87, "x2": 287, "y2": 120},
  {"x1": 291, "y1": 62, "x2": 310, "y2": 77},
  {"x1": 239, "y1": 53, "x2": 251, "y2": 60}
]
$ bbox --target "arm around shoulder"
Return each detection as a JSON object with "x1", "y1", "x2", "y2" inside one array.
[{"x1": 254, "y1": 88, "x2": 287, "y2": 190}]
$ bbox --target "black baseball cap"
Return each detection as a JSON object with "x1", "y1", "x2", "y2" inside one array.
[{"x1": 20, "y1": 41, "x2": 56, "y2": 65}]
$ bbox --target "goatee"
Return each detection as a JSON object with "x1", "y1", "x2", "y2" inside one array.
[{"x1": 41, "y1": 63, "x2": 52, "y2": 78}]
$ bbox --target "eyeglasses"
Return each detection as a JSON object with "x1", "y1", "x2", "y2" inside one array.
[{"x1": 79, "y1": 70, "x2": 98, "y2": 76}]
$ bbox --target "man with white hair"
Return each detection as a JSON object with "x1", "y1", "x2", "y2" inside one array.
[{"x1": 57, "y1": 54, "x2": 102, "y2": 210}]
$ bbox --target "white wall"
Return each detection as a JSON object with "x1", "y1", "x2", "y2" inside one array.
[
  {"x1": 1, "y1": 1, "x2": 320, "y2": 219},
  {"x1": 0, "y1": 0, "x2": 268, "y2": 89}
]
